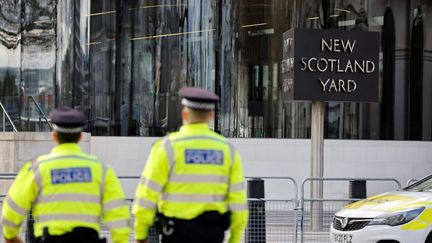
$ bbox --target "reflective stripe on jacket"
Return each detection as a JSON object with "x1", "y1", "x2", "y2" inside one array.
[
  {"x1": 1, "y1": 143, "x2": 130, "y2": 243},
  {"x1": 133, "y1": 123, "x2": 248, "y2": 242}
]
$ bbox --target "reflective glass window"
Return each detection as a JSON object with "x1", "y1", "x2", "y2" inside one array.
[{"x1": 1, "y1": 0, "x2": 432, "y2": 140}]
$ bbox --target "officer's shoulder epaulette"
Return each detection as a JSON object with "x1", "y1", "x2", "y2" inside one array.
[
  {"x1": 29, "y1": 156, "x2": 39, "y2": 163},
  {"x1": 154, "y1": 131, "x2": 175, "y2": 144},
  {"x1": 25, "y1": 156, "x2": 40, "y2": 171},
  {"x1": 87, "y1": 154, "x2": 100, "y2": 162},
  {"x1": 151, "y1": 139, "x2": 164, "y2": 147}
]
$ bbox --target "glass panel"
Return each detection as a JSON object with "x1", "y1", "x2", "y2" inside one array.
[
  {"x1": 1, "y1": 0, "x2": 57, "y2": 132},
  {"x1": 76, "y1": 0, "x2": 218, "y2": 136},
  {"x1": 423, "y1": 1, "x2": 432, "y2": 141},
  {"x1": 21, "y1": 0, "x2": 56, "y2": 131},
  {"x1": 219, "y1": 0, "x2": 301, "y2": 138},
  {"x1": 0, "y1": 0, "x2": 431, "y2": 140},
  {"x1": 87, "y1": 0, "x2": 116, "y2": 135},
  {"x1": 0, "y1": 0, "x2": 21, "y2": 130},
  {"x1": 123, "y1": 0, "x2": 217, "y2": 136}
]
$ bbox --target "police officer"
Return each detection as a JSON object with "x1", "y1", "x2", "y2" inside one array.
[
  {"x1": 1, "y1": 108, "x2": 130, "y2": 243},
  {"x1": 133, "y1": 87, "x2": 248, "y2": 243}
]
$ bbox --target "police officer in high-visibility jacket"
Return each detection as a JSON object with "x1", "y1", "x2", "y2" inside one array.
[
  {"x1": 133, "y1": 87, "x2": 248, "y2": 243},
  {"x1": 1, "y1": 108, "x2": 131, "y2": 243}
]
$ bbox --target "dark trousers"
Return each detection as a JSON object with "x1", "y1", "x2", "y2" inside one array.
[
  {"x1": 35, "y1": 227, "x2": 103, "y2": 243},
  {"x1": 159, "y1": 211, "x2": 228, "y2": 243}
]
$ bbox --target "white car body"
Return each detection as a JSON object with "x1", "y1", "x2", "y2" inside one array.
[{"x1": 330, "y1": 186, "x2": 432, "y2": 243}]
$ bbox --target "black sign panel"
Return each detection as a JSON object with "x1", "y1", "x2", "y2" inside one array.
[{"x1": 282, "y1": 28, "x2": 379, "y2": 102}]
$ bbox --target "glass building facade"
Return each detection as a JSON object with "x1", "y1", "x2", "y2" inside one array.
[{"x1": 0, "y1": 0, "x2": 431, "y2": 140}]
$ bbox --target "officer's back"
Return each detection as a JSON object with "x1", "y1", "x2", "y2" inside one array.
[
  {"x1": 1, "y1": 108, "x2": 130, "y2": 243},
  {"x1": 133, "y1": 87, "x2": 248, "y2": 243}
]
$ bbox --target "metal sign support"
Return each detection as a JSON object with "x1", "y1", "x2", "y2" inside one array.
[
  {"x1": 310, "y1": 100, "x2": 324, "y2": 230},
  {"x1": 310, "y1": 0, "x2": 328, "y2": 231}
]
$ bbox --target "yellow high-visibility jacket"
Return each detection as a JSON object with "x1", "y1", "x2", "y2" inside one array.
[
  {"x1": 133, "y1": 123, "x2": 248, "y2": 243},
  {"x1": 1, "y1": 143, "x2": 130, "y2": 243}
]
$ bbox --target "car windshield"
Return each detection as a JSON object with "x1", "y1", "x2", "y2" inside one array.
[{"x1": 404, "y1": 175, "x2": 432, "y2": 192}]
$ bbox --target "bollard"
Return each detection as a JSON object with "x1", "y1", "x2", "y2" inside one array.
[
  {"x1": 349, "y1": 180, "x2": 367, "y2": 199},
  {"x1": 246, "y1": 178, "x2": 266, "y2": 243}
]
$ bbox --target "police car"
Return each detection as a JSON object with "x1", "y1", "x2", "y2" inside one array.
[{"x1": 330, "y1": 175, "x2": 432, "y2": 243}]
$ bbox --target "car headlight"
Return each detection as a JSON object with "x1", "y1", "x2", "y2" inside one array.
[{"x1": 368, "y1": 207, "x2": 425, "y2": 226}]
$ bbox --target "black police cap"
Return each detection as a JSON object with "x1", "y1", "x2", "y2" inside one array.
[
  {"x1": 50, "y1": 108, "x2": 86, "y2": 133},
  {"x1": 178, "y1": 87, "x2": 219, "y2": 110}
]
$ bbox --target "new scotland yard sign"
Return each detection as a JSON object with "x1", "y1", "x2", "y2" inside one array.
[{"x1": 282, "y1": 28, "x2": 379, "y2": 102}]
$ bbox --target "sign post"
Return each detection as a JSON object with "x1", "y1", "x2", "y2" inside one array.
[
  {"x1": 282, "y1": 28, "x2": 379, "y2": 234},
  {"x1": 310, "y1": 100, "x2": 325, "y2": 231}
]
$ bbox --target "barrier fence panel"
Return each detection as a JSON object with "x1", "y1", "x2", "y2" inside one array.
[
  {"x1": 98, "y1": 200, "x2": 304, "y2": 243},
  {"x1": 99, "y1": 199, "x2": 300, "y2": 243},
  {"x1": 2, "y1": 175, "x2": 298, "y2": 243},
  {"x1": 245, "y1": 177, "x2": 299, "y2": 243},
  {"x1": 406, "y1": 178, "x2": 418, "y2": 186},
  {"x1": 248, "y1": 199, "x2": 298, "y2": 243},
  {"x1": 299, "y1": 177, "x2": 402, "y2": 243},
  {"x1": 301, "y1": 199, "x2": 356, "y2": 243},
  {"x1": 1, "y1": 173, "x2": 406, "y2": 243},
  {"x1": 0, "y1": 174, "x2": 36, "y2": 242},
  {"x1": 0, "y1": 175, "x2": 27, "y2": 241},
  {"x1": 101, "y1": 176, "x2": 300, "y2": 243},
  {"x1": 99, "y1": 199, "x2": 159, "y2": 243}
]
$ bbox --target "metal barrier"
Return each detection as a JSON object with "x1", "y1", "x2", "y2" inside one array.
[
  {"x1": 11, "y1": 197, "x2": 158, "y2": 243},
  {"x1": 0, "y1": 175, "x2": 299, "y2": 243},
  {"x1": 245, "y1": 177, "x2": 299, "y2": 243},
  {"x1": 117, "y1": 176, "x2": 300, "y2": 242},
  {"x1": 28, "y1": 96, "x2": 53, "y2": 130},
  {"x1": 98, "y1": 199, "x2": 159, "y2": 243},
  {"x1": 0, "y1": 101, "x2": 18, "y2": 132},
  {"x1": 299, "y1": 177, "x2": 401, "y2": 243},
  {"x1": 0, "y1": 174, "x2": 404, "y2": 243},
  {"x1": 117, "y1": 176, "x2": 300, "y2": 243},
  {"x1": 406, "y1": 178, "x2": 418, "y2": 186},
  {"x1": 26, "y1": 96, "x2": 52, "y2": 132},
  {"x1": 406, "y1": 174, "x2": 432, "y2": 187},
  {"x1": 0, "y1": 174, "x2": 31, "y2": 241}
]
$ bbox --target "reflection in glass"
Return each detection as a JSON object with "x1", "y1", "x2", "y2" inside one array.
[
  {"x1": 83, "y1": 0, "x2": 218, "y2": 136},
  {"x1": 408, "y1": 5, "x2": 424, "y2": 140},
  {"x1": 22, "y1": 0, "x2": 56, "y2": 131},
  {"x1": 0, "y1": 0, "x2": 56, "y2": 131},
  {"x1": 219, "y1": 0, "x2": 303, "y2": 138},
  {"x1": 0, "y1": 0, "x2": 21, "y2": 131},
  {"x1": 0, "y1": 0, "x2": 432, "y2": 140},
  {"x1": 87, "y1": 0, "x2": 116, "y2": 135},
  {"x1": 381, "y1": 5, "x2": 395, "y2": 140}
]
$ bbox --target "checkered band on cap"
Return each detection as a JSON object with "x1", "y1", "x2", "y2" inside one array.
[
  {"x1": 181, "y1": 98, "x2": 215, "y2": 110},
  {"x1": 52, "y1": 124, "x2": 83, "y2": 133}
]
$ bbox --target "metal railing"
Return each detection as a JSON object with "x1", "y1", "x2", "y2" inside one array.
[
  {"x1": 27, "y1": 96, "x2": 52, "y2": 131},
  {"x1": 117, "y1": 176, "x2": 300, "y2": 243},
  {"x1": 0, "y1": 101, "x2": 18, "y2": 132},
  {"x1": 406, "y1": 178, "x2": 418, "y2": 186},
  {"x1": 299, "y1": 177, "x2": 402, "y2": 243},
  {"x1": 246, "y1": 176, "x2": 299, "y2": 243},
  {"x1": 0, "y1": 174, "x2": 405, "y2": 243}
]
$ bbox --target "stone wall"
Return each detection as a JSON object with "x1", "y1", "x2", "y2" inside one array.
[
  {"x1": 92, "y1": 137, "x2": 432, "y2": 199},
  {"x1": 1, "y1": 134, "x2": 431, "y2": 200},
  {"x1": 0, "y1": 132, "x2": 90, "y2": 195}
]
